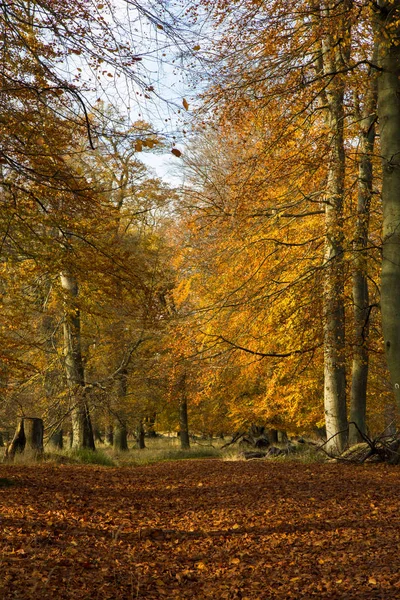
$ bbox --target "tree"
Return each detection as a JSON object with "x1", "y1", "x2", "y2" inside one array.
[
  {"x1": 376, "y1": 1, "x2": 400, "y2": 409},
  {"x1": 349, "y1": 41, "x2": 379, "y2": 445},
  {"x1": 181, "y1": 0, "x2": 393, "y2": 448}
]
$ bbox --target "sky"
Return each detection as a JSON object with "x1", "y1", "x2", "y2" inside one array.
[{"x1": 140, "y1": 151, "x2": 185, "y2": 186}]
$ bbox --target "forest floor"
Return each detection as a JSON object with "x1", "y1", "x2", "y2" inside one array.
[{"x1": 1, "y1": 460, "x2": 399, "y2": 599}]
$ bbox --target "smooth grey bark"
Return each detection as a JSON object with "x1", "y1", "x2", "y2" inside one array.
[
  {"x1": 320, "y1": 3, "x2": 351, "y2": 453},
  {"x1": 349, "y1": 56, "x2": 377, "y2": 445},
  {"x1": 384, "y1": 402, "x2": 397, "y2": 436},
  {"x1": 61, "y1": 271, "x2": 95, "y2": 450},
  {"x1": 377, "y1": 2, "x2": 400, "y2": 409}
]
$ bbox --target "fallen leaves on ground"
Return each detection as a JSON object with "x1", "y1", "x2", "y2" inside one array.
[{"x1": 1, "y1": 460, "x2": 400, "y2": 599}]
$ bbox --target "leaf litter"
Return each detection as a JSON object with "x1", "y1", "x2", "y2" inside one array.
[{"x1": 1, "y1": 460, "x2": 400, "y2": 599}]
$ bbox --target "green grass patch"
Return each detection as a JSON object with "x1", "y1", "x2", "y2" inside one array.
[{"x1": 67, "y1": 448, "x2": 115, "y2": 466}]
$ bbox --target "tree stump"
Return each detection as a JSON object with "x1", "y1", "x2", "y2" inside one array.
[{"x1": 4, "y1": 418, "x2": 44, "y2": 462}]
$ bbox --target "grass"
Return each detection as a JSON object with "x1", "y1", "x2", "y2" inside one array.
[
  {"x1": 66, "y1": 448, "x2": 115, "y2": 466},
  {"x1": 1, "y1": 434, "x2": 326, "y2": 466},
  {"x1": 103, "y1": 435, "x2": 222, "y2": 466}
]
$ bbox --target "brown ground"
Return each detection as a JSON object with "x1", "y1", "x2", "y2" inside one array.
[{"x1": 1, "y1": 460, "x2": 400, "y2": 599}]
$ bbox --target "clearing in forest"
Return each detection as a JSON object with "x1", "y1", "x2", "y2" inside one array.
[{"x1": 1, "y1": 460, "x2": 399, "y2": 599}]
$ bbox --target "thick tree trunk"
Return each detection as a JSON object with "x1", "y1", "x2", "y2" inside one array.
[
  {"x1": 384, "y1": 402, "x2": 397, "y2": 436},
  {"x1": 70, "y1": 399, "x2": 95, "y2": 450},
  {"x1": 349, "y1": 62, "x2": 377, "y2": 445},
  {"x1": 114, "y1": 420, "x2": 129, "y2": 451},
  {"x1": 377, "y1": 3, "x2": 400, "y2": 409},
  {"x1": 5, "y1": 418, "x2": 44, "y2": 462},
  {"x1": 320, "y1": 3, "x2": 351, "y2": 454},
  {"x1": 322, "y1": 87, "x2": 347, "y2": 454},
  {"x1": 61, "y1": 271, "x2": 95, "y2": 450}
]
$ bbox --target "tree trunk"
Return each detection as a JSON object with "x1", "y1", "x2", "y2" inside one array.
[
  {"x1": 61, "y1": 271, "x2": 95, "y2": 450},
  {"x1": 4, "y1": 418, "x2": 44, "y2": 462},
  {"x1": 94, "y1": 428, "x2": 104, "y2": 444},
  {"x1": 114, "y1": 420, "x2": 129, "y2": 451},
  {"x1": 136, "y1": 421, "x2": 146, "y2": 449},
  {"x1": 384, "y1": 402, "x2": 397, "y2": 436},
  {"x1": 277, "y1": 431, "x2": 288, "y2": 444},
  {"x1": 349, "y1": 55, "x2": 377, "y2": 445},
  {"x1": 320, "y1": 3, "x2": 351, "y2": 454},
  {"x1": 113, "y1": 369, "x2": 129, "y2": 451},
  {"x1": 179, "y1": 398, "x2": 190, "y2": 450},
  {"x1": 71, "y1": 402, "x2": 95, "y2": 450},
  {"x1": 377, "y1": 2, "x2": 400, "y2": 409},
  {"x1": 105, "y1": 425, "x2": 114, "y2": 446},
  {"x1": 267, "y1": 429, "x2": 279, "y2": 444},
  {"x1": 49, "y1": 429, "x2": 63, "y2": 449},
  {"x1": 322, "y1": 93, "x2": 348, "y2": 453},
  {"x1": 144, "y1": 413, "x2": 157, "y2": 437}
]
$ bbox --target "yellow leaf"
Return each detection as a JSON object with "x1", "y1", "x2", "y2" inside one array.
[
  {"x1": 369, "y1": 577, "x2": 377, "y2": 585},
  {"x1": 232, "y1": 523, "x2": 240, "y2": 530},
  {"x1": 196, "y1": 562, "x2": 206, "y2": 570},
  {"x1": 230, "y1": 557, "x2": 240, "y2": 565}
]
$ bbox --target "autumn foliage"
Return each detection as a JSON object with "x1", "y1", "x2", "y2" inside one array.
[{"x1": 2, "y1": 460, "x2": 400, "y2": 599}]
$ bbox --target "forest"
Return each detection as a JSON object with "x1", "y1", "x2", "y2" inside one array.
[
  {"x1": 2, "y1": 0, "x2": 400, "y2": 597},
  {"x1": 1, "y1": 0, "x2": 400, "y2": 457}
]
